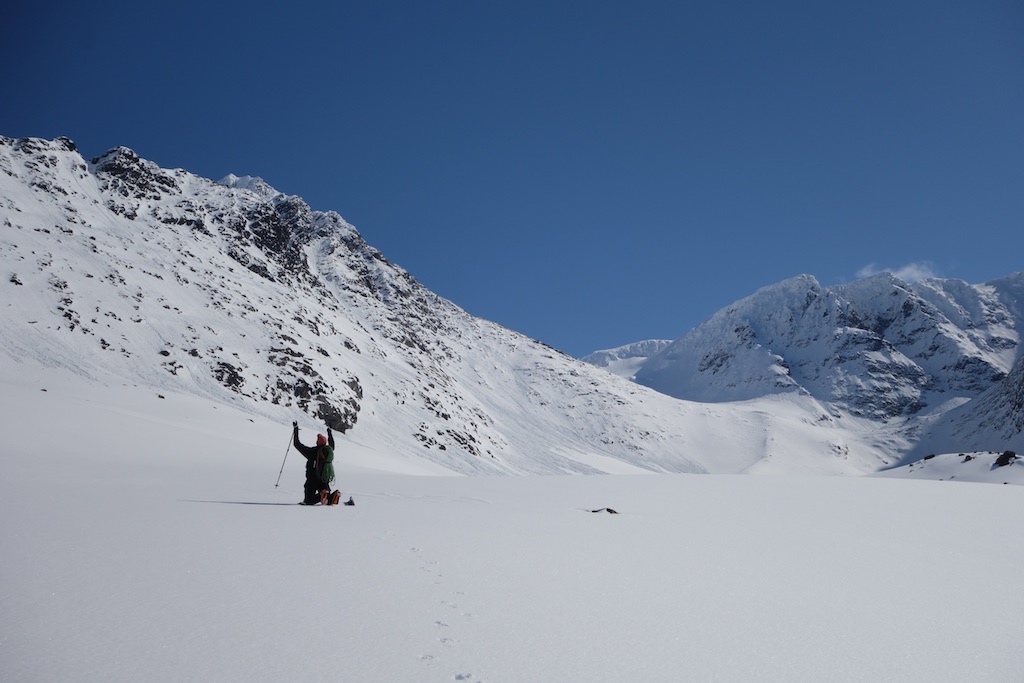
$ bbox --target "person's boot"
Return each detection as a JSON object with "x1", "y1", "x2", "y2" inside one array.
[
  {"x1": 330, "y1": 490, "x2": 341, "y2": 506},
  {"x1": 320, "y1": 489, "x2": 330, "y2": 506}
]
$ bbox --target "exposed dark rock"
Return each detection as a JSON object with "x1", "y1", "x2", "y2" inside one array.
[{"x1": 994, "y1": 451, "x2": 1017, "y2": 468}]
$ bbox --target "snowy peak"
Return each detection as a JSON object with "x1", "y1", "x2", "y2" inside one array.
[
  {"x1": 634, "y1": 275, "x2": 826, "y2": 404},
  {"x1": 631, "y1": 271, "x2": 1023, "y2": 420}
]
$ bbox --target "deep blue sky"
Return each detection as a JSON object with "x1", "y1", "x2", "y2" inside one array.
[{"x1": 5, "y1": 1, "x2": 1022, "y2": 356}]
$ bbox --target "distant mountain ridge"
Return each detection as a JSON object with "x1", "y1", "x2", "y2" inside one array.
[
  {"x1": 579, "y1": 339, "x2": 672, "y2": 380},
  {"x1": 3, "y1": 135, "x2": 1022, "y2": 473}
]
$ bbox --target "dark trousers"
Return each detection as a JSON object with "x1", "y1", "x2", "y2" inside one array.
[{"x1": 304, "y1": 475, "x2": 330, "y2": 505}]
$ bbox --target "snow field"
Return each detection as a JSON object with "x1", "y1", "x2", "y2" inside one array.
[{"x1": 3, "y1": 371, "x2": 1024, "y2": 682}]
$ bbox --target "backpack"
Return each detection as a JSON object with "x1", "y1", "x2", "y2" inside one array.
[{"x1": 317, "y1": 445, "x2": 335, "y2": 485}]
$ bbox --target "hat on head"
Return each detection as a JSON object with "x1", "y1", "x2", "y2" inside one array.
[{"x1": 316, "y1": 433, "x2": 327, "y2": 446}]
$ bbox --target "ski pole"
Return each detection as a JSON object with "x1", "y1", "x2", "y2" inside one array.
[{"x1": 274, "y1": 425, "x2": 294, "y2": 488}]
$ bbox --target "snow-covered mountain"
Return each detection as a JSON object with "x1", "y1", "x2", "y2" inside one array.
[
  {"x1": 608, "y1": 273, "x2": 1024, "y2": 455},
  {"x1": 3, "y1": 136, "x2": 1020, "y2": 473},
  {"x1": 632, "y1": 273, "x2": 1022, "y2": 415}
]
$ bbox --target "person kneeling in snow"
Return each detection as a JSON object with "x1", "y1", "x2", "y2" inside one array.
[{"x1": 292, "y1": 422, "x2": 339, "y2": 505}]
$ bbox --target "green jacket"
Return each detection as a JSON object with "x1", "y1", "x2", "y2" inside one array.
[{"x1": 319, "y1": 445, "x2": 335, "y2": 484}]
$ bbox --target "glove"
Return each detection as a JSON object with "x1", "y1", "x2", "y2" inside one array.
[{"x1": 292, "y1": 421, "x2": 298, "y2": 430}]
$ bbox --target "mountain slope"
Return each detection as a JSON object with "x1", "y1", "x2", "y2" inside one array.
[
  {"x1": 904, "y1": 351, "x2": 1024, "y2": 459},
  {"x1": 3, "y1": 136, "x2": 900, "y2": 475}
]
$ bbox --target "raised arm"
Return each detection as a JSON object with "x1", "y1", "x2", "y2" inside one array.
[{"x1": 292, "y1": 422, "x2": 315, "y2": 458}]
